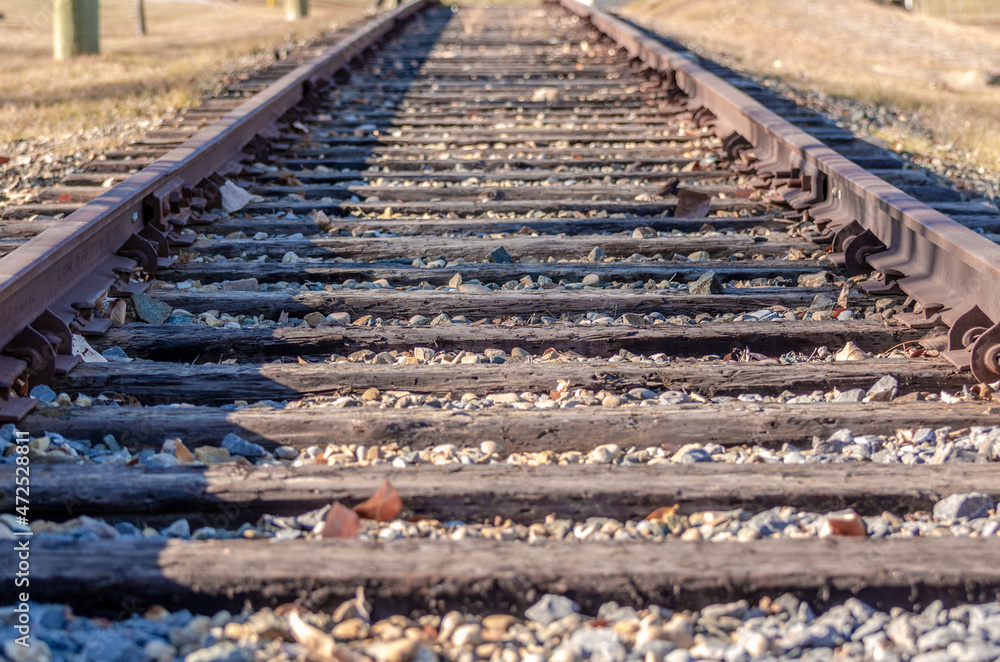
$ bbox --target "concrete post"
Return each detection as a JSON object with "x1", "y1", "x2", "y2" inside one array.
[
  {"x1": 285, "y1": 0, "x2": 308, "y2": 21},
  {"x1": 53, "y1": 0, "x2": 99, "y2": 60}
]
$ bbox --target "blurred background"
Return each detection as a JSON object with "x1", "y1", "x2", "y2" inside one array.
[{"x1": 1, "y1": 0, "x2": 997, "y2": 193}]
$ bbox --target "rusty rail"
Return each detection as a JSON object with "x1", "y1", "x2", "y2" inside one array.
[
  {"x1": 0, "y1": 0, "x2": 432, "y2": 421},
  {"x1": 559, "y1": 0, "x2": 1000, "y2": 384}
]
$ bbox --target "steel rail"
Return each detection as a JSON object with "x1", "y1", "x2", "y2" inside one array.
[
  {"x1": 0, "y1": 0, "x2": 432, "y2": 419},
  {"x1": 559, "y1": 0, "x2": 1000, "y2": 384}
]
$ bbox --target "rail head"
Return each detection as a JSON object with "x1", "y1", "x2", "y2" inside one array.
[
  {"x1": 559, "y1": 0, "x2": 1000, "y2": 384},
  {"x1": 0, "y1": 0, "x2": 433, "y2": 420}
]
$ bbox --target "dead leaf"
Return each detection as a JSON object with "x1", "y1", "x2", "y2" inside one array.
[
  {"x1": 819, "y1": 511, "x2": 867, "y2": 537},
  {"x1": 220, "y1": 181, "x2": 253, "y2": 213},
  {"x1": 288, "y1": 610, "x2": 361, "y2": 662},
  {"x1": 353, "y1": 479, "x2": 402, "y2": 522},
  {"x1": 0, "y1": 156, "x2": 10, "y2": 166},
  {"x1": 58, "y1": 192, "x2": 72, "y2": 203},
  {"x1": 834, "y1": 341, "x2": 867, "y2": 362},
  {"x1": 175, "y1": 440, "x2": 194, "y2": 465},
  {"x1": 675, "y1": 189, "x2": 712, "y2": 218},
  {"x1": 549, "y1": 379, "x2": 571, "y2": 401},
  {"x1": 836, "y1": 284, "x2": 849, "y2": 309},
  {"x1": 322, "y1": 502, "x2": 362, "y2": 539},
  {"x1": 645, "y1": 505, "x2": 679, "y2": 522},
  {"x1": 378, "y1": 206, "x2": 393, "y2": 220},
  {"x1": 276, "y1": 173, "x2": 304, "y2": 187},
  {"x1": 313, "y1": 209, "x2": 335, "y2": 232},
  {"x1": 298, "y1": 356, "x2": 309, "y2": 365},
  {"x1": 652, "y1": 177, "x2": 679, "y2": 198},
  {"x1": 109, "y1": 299, "x2": 127, "y2": 325}
]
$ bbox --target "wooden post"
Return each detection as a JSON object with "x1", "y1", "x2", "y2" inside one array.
[
  {"x1": 285, "y1": 0, "x2": 308, "y2": 21},
  {"x1": 53, "y1": 0, "x2": 99, "y2": 60},
  {"x1": 136, "y1": 0, "x2": 147, "y2": 35}
]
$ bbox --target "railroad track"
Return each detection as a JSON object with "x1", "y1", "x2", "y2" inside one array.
[{"x1": 5, "y1": 1, "x2": 1000, "y2": 660}]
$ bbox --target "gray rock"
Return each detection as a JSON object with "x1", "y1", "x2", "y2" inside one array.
[
  {"x1": 933, "y1": 493, "x2": 994, "y2": 521},
  {"x1": 700, "y1": 600, "x2": 749, "y2": 620},
  {"x1": 745, "y1": 508, "x2": 788, "y2": 536},
  {"x1": 0, "y1": 424, "x2": 15, "y2": 443},
  {"x1": 675, "y1": 448, "x2": 712, "y2": 463},
  {"x1": 772, "y1": 594, "x2": 802, "y2": 617},
  {"x1": 184, "y1": 641, "x2": 255, "y2": 662},
  {"x1": 82, "y1": 632, "x2": 146, "y2": 662},
  {"x1": 222, "y1": 278, "x2": 259, "y2": 292},
  {"x1": 917, "y1": 623, "x2": 967, "y2": 652},
  {"x1": 809, "y1": 294, "x2": 836, "y2": 311},
  {"x1": 798, "y1": 271, "x2": 834, "y2": 287},
  {"x1": 852, "y1": 613, "x2": 889, "y2": 641},
  {"x1": 911, "y1": 652, "x2": 955, "y2": 662},
  {"x1": 636, "y1": 640, "x2": 676, "y2": 658},
  {"x1": 596, "y1": 603, "x2": 639, "y2": 622},
  {"x1": 688, "y1": 271, "x2": 723, "y2": 295},
  {"x1": 101, "y1": 347, "x2": 132, "y2": 362},
  {"x1": 947, "y1": 641, "x2": 1000, "y2": 662},
  {"x1": 587, "y1": 247, "x2": 605, "y2": 262},
  {"x1": 621, "y1": 313, "x2": 645, "y2": 325},
  {"x1": 132, "y1": 292, "x2": 173, "y2": 324},
  {"x1": 221, "y1": 433, "x2": 267, "y2": 458},
  {"x1": 813, "y1": 429, "x2": 852, "y2": 454},
  {"x1": 30, "y1": 385, "x2": 57, "y2": 403},
  {"x1": 569, "y1": 627, "x2": 625, "y2": 662},
  {"x1": 834, "y1": 389, "x2": 865, "y2": 403},
  {"x1": 164, "y1": 519, "x2": 191, "y2": 538},
  {"x1": 928, "y1": 442, "x2": 955, "y2": 465},
  {"x1": 525, "y1": 594, "x2": 578, "y2": 625},
  {"x1": 582, "y1": 274, "x2": 600, "y2": 286},
  {"x1": 976, "y1": 430, "x2": 1000, "y2": 461},
  {"x1": 886, "y1": 617, "x2": 918, "y2": 653},
  {"x1": 865, "y1": 375, "x2": 899, "y2": 402},
  {"x1": 485, "y1": 246, "x2": 512, "y2": 264}
]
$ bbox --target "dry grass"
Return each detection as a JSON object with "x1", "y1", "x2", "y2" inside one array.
[
  {"x1": 910, "y1": 0, "x2": 1000, "y2": 29},
  {"x1": 0, "y1": 0, "x2": 372, "y2": 154},
  {"x1": 621, "y1": 0, "x2": 1000, "y2": 172}
]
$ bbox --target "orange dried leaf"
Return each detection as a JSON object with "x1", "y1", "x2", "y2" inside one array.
[
  {"x1": 645, "y1": 505, "x2": 679, "y2": 522},
  {"x1": 819, "y1": 512, "x2": 867, "y2": 538},
  {"x1": 58, "y1": 192, "x2": 72, "y2": 203},
  {"x1": 322, "y1": 502, "x2": 361, "y2": 539},
  {"x1": 175, "y1": 440, "x2": 195, "y2": 465},
  {"x1": 353, "y1": 479, "x2": 402, "y2": 522},
  {"x1": 109, "y1": 299, "x2": 127, "y2": 325},
  {"x1": 0, "y1": 156, "x2": 10, "y2": 166}
]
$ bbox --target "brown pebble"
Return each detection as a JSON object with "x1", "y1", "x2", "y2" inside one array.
[
  {"x1": 482, "y1": 614, "x2": 517, "y2": 632},
  {"x1": 361, "y1": 387, "x2": 381, "y2": 401},
  {"x1": 382, "y1": 638, "x2": 420, "y2": 662},
  {"x1": 332, "y1": 617, "x2": 367, "y2": 640}
]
